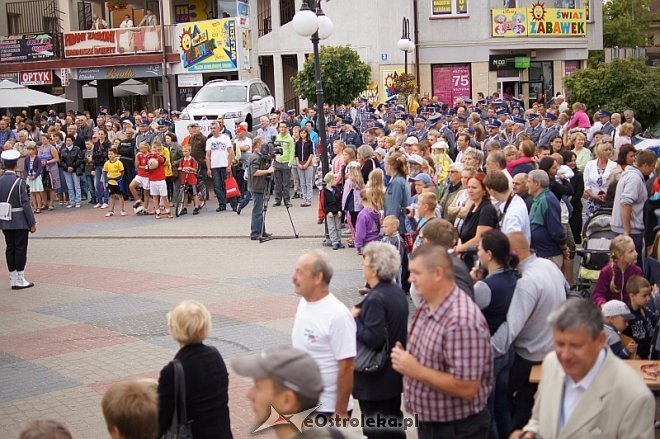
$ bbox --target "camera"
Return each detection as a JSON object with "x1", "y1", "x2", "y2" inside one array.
[{"x1": 260, "y1": 138, "x2": 284, "y2": 159}]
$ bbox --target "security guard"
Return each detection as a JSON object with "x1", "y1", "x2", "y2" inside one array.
[{"x1": 0, "y1": 150, "x2": 36, "y2": 289}]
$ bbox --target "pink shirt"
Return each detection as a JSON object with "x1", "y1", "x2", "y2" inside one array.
[{"x1": 566, "y1": 110, "x2": 592, "y2": 130}]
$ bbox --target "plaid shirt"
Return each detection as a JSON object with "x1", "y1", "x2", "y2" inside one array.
[{"x1": 404, "y1": 286, "x2": 493, "y2": 422}]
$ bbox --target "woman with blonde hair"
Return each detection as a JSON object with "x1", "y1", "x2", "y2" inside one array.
[
  {"x1": 393, "y1": 120, "x2": 408, "y2": 147},
  {"x1": 367, "y1": 168, "x2": 385, "y2": 212},
  {"x1": 566, "y1": 102, "x2": 591, "y2": 130},
  {"x1": 583, "y1": 140, "x2": 617, "y2": 218},
  {"x1": 158, "y1": 300, "x2": 232, "y2": 438},
  {"x1": 614, "y1": 122, "x2": 634, "y2": 153},
  {"x1": 569, "y1": 131, "x2": 591, "y2": 172},
  {"x1": 342, "y1": 162, "x2": 365, "y2": 247}
]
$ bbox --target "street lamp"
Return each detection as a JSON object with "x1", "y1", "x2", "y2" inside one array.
[
  {"x1": 293, "y1": 0, "x2": 333, "y2": 176},
  {"x1": 397, "y1": 17, "x2": 414, "y2": 75}
]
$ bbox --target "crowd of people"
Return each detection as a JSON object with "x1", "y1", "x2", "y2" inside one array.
[{"x1": 3, "y1": 93, "x2": 660, "y2": 438}]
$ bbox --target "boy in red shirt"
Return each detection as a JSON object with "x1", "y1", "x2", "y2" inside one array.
[
  {"x1": 178, "y1": 145, "x2": 201, "y2": 215},
  {"x1": 146, "y1": 143, "x2": 169, "y2": 219},
  {"x1": 130, "y1": 141, "x2": 152, "y2": 214}
]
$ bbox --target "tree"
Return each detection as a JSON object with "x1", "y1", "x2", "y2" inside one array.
[
  {"x1": 603, "y1": 0, "x2": 656, "y2": 47},
  {"x1": 564, "y1": 58, "x2": 660, "y2": 128},
  {"x1": 292, "y1": 45, "x2": 371, "y2": 106}
]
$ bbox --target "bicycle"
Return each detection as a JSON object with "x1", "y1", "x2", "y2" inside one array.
[{"x1": 175, "y1": 170, "x2": 207, "y2": 217}]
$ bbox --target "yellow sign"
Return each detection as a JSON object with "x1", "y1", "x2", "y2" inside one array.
[
  {"x1": 176, "y1": 18, "x2": 237, "y2": 72},
  {"x1": 492, "y1": 2, "x2": 586, "y2": 37}
]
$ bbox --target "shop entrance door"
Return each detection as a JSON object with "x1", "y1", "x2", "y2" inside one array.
[{"x1": 498, "y1": 78, "x2": 520, "y2": 100}]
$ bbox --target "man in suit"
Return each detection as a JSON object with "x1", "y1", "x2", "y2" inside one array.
[
  {"x1": 0, "y1": 150, "x2": 36, "y2": 289},
  {"x1": 512, "y1": 299, "x2": 655, "y2": 439}
]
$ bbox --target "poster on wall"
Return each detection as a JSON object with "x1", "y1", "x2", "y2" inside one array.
[
  {"x1": 432, "y1": 64, "x2": 471, "y2": 106},
  {"x1": 492, "y1": 9, "x2": 528, "y2": 37},
  {"x1": 176, "y1": 18, "x2": 238, "y2": 72},
  {"x1": 0, "y1": 33, "x2": 54, "y2": 62},
  {"x1": 491, "y1": 3, "x2": 586, "y2": 37},
  {"x1": 63, "y1": 28, "x2": 161, "y2": 58},
  {"x1": 380, "y1": 69, "x2": 404, "y2": 103},
  {"x1": 239, "y1": 28, "x2": 251, "y2": 70}
]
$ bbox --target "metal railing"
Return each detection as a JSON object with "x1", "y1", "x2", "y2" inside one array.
[
  {"x1": 280, "y1": 0, "x2": 296, "y2": 26},
  {"x1": 6, "y1": 0, "x2": 61, "y2": 35},
  {"x1": 257, "y1": 0, "x2": 272, "y2": 37}
]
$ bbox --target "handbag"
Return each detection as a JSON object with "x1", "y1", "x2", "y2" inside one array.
[
  {"x1": 163, "y1": 360, "x2": 193, "y2": 439},
  {"x1": 355, "y1": 326, "x2": 389, "y2": 374},
  {"x1": 0, "y1": 177, "x2": 21, "y2": 221},
  {"x1": 354, "y1": 294, "x2": 389, "y2": 374},
  {"x1": 225, "y1": 173, "x2": 241, "y2": 199}
]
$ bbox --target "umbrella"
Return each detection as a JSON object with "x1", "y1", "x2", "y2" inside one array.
[
  {"x1": 114, "y1": 79, "x2": 149, "y2": 96},
  {"x1": 0, "y1": 80, "x2": 71, "y2": 108}
]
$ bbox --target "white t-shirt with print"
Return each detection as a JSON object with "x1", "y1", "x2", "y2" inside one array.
[
  {"x1": 205, "y1": 134, "x2": 231, "y2": 168},
  {"x1": 291, "y1": 293, "x2": 356, "y2": 414}
]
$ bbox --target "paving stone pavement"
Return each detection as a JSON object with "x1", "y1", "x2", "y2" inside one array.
[{"x1": 0, "y1": 198, "x2": 418, "y2": 438}]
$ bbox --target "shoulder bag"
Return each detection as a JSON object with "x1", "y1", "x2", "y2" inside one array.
[
  {"x1": 163, "y1": 359, "x2": 193, "y2": 439},
  {"x1": 0, "y1": 177, "x2": 21, "y2": 221},
  {"x1": 355, "y1": 294, "x2": 389, "y2": 374}
]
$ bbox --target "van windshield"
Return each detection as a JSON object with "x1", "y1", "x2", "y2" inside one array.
[{"x1": 193, "y1": 85, "x2": 247, "y2": 103}]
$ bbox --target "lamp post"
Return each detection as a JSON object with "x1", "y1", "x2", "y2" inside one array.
[
  {"x1": 292, "y1": 0, "x2": 333, "y2": 176},
  {"x1": 397, "y1": 17, "x2": 414, "y2": 75}
]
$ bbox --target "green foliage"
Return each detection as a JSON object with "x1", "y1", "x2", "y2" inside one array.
[
  {"x1": 603, "y1": 0, "x2": 656, "y2": 47},
  {"x1": 392, "y1": 73, "x2": 417, "y2": 97},
  {"x1": 587, "y1": 50, "x2": 604, "y2": 68},
  {"x1": 564, "y1": 58, "x2": 660, "y2": 128},
  {"x1": 292, "y1": 45, "x2": 371, "y2": 106}
]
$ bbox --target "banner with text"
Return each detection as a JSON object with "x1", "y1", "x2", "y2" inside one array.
[
  {"x1": 492, "y1": 3, "x2": 586, "y2": 37},
  {"x1": 0, "y1": 33, "x2": 55, "y2": 62},
  {"x1": 431, "y1": 64, "x2": 471, "y2": 107},
  {"x1": 175, "y1": 18, "x2": 238, "y2": 72},
  {"x1": 63, "y1": 27, "x2": 162, "y2": 58}
]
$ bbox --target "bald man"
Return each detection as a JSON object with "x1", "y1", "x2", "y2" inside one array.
[
  {"x1": 512, "y1": 173, "x2": 532, "y2": 211},
  {"x1": 490, "y1": 232, "x2": 568, "y2": 430}
]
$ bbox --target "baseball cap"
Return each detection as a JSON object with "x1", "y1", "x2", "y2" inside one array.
[
  {"x1": 404, "y1": 136, "x2": 419, "y2": 145},
  {"x1": 602, "y1": 300, "x2": 635, "y2": 320},
  {"x1": 236, "y1": 125, "x2": 246, "y2": 133},
  {"x1": 409, "y1": 172, "x2": 433, "y2": 185},
  {"x1": 231, "y1": 346, "x2": 323, "y2": 400}
]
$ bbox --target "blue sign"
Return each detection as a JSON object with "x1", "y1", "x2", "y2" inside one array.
[
  {"x1": 237, "y1": 0, "x2": 249, "y2": 17},
  {"x1": 381, "y1": 53, "x2": 388, "y2": 61}
]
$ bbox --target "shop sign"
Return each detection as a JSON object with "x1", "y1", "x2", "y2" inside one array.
[
  {"x1": 175, "y1": 18, "x2": 238, "y2": 72},
  {"x1": 0, "y1": 33, "x2": 55, "y2": 62},
  {"x1": 432, "y1": 64, "x2": 471, "y2": 107},
  {"x1": 489, "y1": 54, "x2": 531, "y2": 71},
  {"x1": 61, "y1": 68, "x2": 70, "y2": 87},
  {"x1": 177, "y1": 73, "x2": 203, "y2": 87},
  {"x1": 63, "y1": 27, "x2": 162, "y2": 58},
  {"x1": 492, "y1": 3, "x2": 586, "y2": 37},
  {"x1": 51, "y1": 86, "x2": 64, "y2": 95},
  {"x1": 19, "y1": 70, "x2": 53, "y2": 86},
  {"x1": 0, "y1": 73, "x2": 19, "y2": 83},
  {"x1": 77, "y1": 64, "x2": 162, "y2": 80},
  {"x1": 564, "y1": 60, "x2": 581, "y2": 76}
]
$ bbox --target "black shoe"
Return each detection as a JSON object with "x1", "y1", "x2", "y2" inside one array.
[
  {"x1": 193, "y1": 208, "x2": 199, "y2": 215},
  {"x1": 250, "y1": 236, "x2": 259, "y2": 240},
  {"x1": 292, "y1": 193, "x2": 300, "y2": 199},
  {"x1": 236, "y1": 206, "x2": 242, "y2": 215},
  {"x1": 262, "y1": 232, "x2": 273, "y2": 238},
  {"x1": 273, "y1": 202, "x2": 281, "y2": 207},
  {"x1": 285, "y1": 202, "x2": 293, "y2": 208},
  {"x1": 216, "y1": 206, "x2": 226, "y2": 212},
  {"x1": 133, "y1": 201, "x2": 142, "y2": 209},
  {"x1": 181, "y1": 208, "x2": 188, "y2": 215},
  {"x1": 231, "y1": 205, "x2": 238, "y2": 212}
]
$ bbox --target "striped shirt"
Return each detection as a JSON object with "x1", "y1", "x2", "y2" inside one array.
[{"x1": 404, "y1": 286, "x2": 493, "y2": 422}]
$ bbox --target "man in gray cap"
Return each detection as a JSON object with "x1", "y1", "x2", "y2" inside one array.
[
  {"x1": 232, "y1": 345, "x2": 328, "y2": 438},
  {"x1": 0, "y1": 149, "x2": 36, "y2": 289}
]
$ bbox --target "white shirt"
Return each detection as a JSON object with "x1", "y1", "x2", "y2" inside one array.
[
  {"x1": 120, "y1": 19, "x2": 134, "y2": 28},
  {"x1": 583, "y1": 159, "x2": 617, "y2": 195},
  {"x1": 291, "y1": 293, "x2": 357, "y2": 413},
  {"x1": 500, "y1": 194, "x2": 531, "y2": 244},
  {"x1": 560, "y1": 348, "x2": 607, "y2": 429},
  {"x1": 205, "y1": 134, "x2": 231, "y2": 168}
]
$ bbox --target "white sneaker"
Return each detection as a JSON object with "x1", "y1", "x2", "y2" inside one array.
[
  {"x1": 100, "y1": 203, "x2": 109, "y2": 209},
  {"x1": 8, "y1": 270, "x2": 17, "y2": 288},
  {"x1": 120, "y1": 210, "x2": 126, "y2": 216},
  {"x1": 94, "y1": 203, "x2": 101, "y2": 208},
  {"x1": 75, "y1": 204, "x2": 81, "y2": 208},
  {"x1": 66, "y1": 204, "x2": 74, "y2": 208},
  {"x1": 13, "y1": 271, "x2": 34, "y2": 290},
  {"x1": 105, "y1": 211, "x2": 114, "y2": 217}
]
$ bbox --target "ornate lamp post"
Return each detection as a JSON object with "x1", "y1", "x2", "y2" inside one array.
[
  {"x1": 397, "y1": 17, "x2": 415, "y2": 75},
  {"x1": 292, "y1": 0, "x2": 333, "y2": 175}
]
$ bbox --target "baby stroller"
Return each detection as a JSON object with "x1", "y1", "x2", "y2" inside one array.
[{"x1": 570, "y1": 209, "x2": 616, "y2": 299}]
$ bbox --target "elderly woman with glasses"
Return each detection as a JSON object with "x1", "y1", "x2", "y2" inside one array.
[
  {"x1": 352, "y1": 242, "x2": 408, "y2": 439},
  {"x1": 583, "y1": 140, "x2": 617, "y2": 218}
]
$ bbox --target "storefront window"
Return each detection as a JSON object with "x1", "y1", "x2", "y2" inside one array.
[
  {"x1": 528, "y1": 61, "x2": 553, "y2": 106},
  {"x1": 432, "y1": 0, "x2": 468, "y2": 16}
]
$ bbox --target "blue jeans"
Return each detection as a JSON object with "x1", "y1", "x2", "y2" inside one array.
[
  {"x1": 239, "y1": 190, "x2": 252, "y2": 210},
  {"x1": 79, "y1": 172, "x2": 88, "y2": 198},
  {"x1": 85, "y1": 174, "x2": 96, "y2": 201},
  {"x1": 211, "y1": 167, "x2": 229, "y2": 208},
  {"x1": 94, "y1": 166, "x2": 108, "y2": 204},
  {"x1": 62, "y1": 172, "x2": 81, "y2": 204},
  {"x1": 488, "y1": 348, "x2": 515, "y2": 439},
  {"x1": 250, "y1": 192, "x2": 264, "y2": 238},
  {"x1": 298, "y1": 166, "x2": 314, "y2": 203}
]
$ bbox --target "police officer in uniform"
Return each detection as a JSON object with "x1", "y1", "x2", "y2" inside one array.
[
  {"x1": 486, "y1": 119, "x2": 506, "y2": 148},
  {"x1": 524, "y1": 113, "x2": 543, "y2": 144},
  {"x1": 339, "y1": 118, "x2": 362, "y2": 147},
  {"x1": 538, "y1": 113, "x2": 560, "y2": 147},
  {"x1": 410, "y1": 117, "x2": 428, "y2": 141},
  {"x1": 0, "y1": 150, "x2": 36, "y2": 289}
]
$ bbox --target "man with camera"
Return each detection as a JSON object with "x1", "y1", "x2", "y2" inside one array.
[{"x1": 248, "y1": 137, "x2": 275, "y2": 240}]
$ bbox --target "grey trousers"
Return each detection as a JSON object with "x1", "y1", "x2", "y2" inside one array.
[
  {"x1": 327, "y1": 214, "x2": 342, "y2": 244},
  {"x1": 273, "y1": 162, "x2": 291, "y2": 203}
]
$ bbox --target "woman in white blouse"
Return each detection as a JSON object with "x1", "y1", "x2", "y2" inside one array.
[{"x1": 582, "y1": 140, "x2": 617, "y2": 218}]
